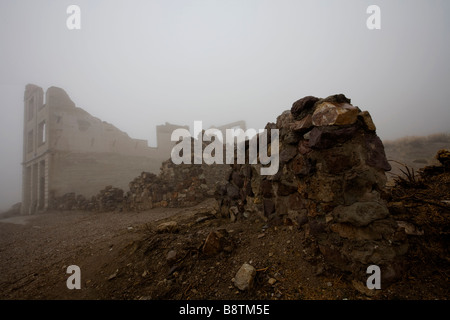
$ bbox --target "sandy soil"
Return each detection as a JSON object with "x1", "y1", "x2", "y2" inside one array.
[{"x1": 0, "y1": 198, "x2": 447, "y2": 300}]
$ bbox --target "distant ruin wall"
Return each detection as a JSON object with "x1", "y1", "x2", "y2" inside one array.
[
  {"x1": 48, "y1": 151, "x2": 162, "y2": 199},
  {"x1": 51, "y1": 141, "x2": 232, "y2": 211}
]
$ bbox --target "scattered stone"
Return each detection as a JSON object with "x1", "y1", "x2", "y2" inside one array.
[
  {"x1": 268, "y1": 278, "x2": 277, "y2": 285},
  {"x1": 166, "y1": 250, "x2": 177, "y2": 265},
  {"x1": 202, "y1": 229, "x2": 231, "y2": 256},
  {"x1": 108, "y1": 269, "x2": 119, "y2": 281},
  {"x1": 436, "y1": 149, "x2": 450, "y2": 167},
  {"x1": 233, "y1": 263, "x2": 256, "y2": 291},
  {"x1": 229, "y1": 206, "x2": 239, "y2": 222},
  {"x1": 396, "y1": 221, "x2": 424, "y2": 236},
  {"x1": 156, "y1": 221, "x2": 179, "y2": 233},
  {"x1": 351, "y1": 280, "x2": 377, "y2": 297},
  {"x1": 195, "y1": 215, "x2": 214, "y2": 224}
]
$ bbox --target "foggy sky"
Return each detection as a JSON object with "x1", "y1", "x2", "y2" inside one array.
[{"x1": 1, "y1": 0, "x2": 449, "y2": 211}]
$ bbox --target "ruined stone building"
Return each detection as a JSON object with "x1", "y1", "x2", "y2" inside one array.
[
  {"x1": 21, "y1": 84, "x2": 191, "y2": 214},
  {"x1": 21, "y1": 84, "x2": 247, "y2": 214}
]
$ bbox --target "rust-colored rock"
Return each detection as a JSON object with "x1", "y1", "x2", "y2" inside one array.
[
  {"x1": 359, "y1": 111, "x2": 376, "y2": 131},
  {"x1": 202, "y1": 229, "x2": 231, "y2": 256},
  {"x1": 312, "y1": 102, "x2": 359, "y2": 126}
]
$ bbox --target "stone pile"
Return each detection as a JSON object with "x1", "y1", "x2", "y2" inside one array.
[
  {"x1": 51, "y1": 192, "x2": 92, "y2": 211},
  {"x1": 51, "y1": 186, "x2": 124, "y2": 212},
  {"x1": 123, "y1": 157, "x2": 230, "y2": 210},
  {"x1": 123, "y1": 137, "x2": 231, "y2": 210},
  {"x1": 95, "y1": 185, "x2": 124, "y2": 212},
  {"x1": 124, "y1": 172, "x2": 163, "y2": 210},
  {"x1": 216, "y1": 94, "x2": 408, "y2": 283}
]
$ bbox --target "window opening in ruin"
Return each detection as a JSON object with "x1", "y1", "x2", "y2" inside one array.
[
  {"x1": 39, "y1": 160, "x2": 45, "y2": 210},
  {"x1": 38, "y1": 121, "x2": 46, "y2": 145},
  {"x1": 28, "y1": 97, "x2": 34, "y2": 121},
  {"x1": 27, "y1": 130, "x2": 34, "y2": 153}
]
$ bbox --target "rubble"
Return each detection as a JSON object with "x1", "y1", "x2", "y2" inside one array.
[
  {"x1": 123, "y1": 141, "x2": 231, "y2": 210},
  {"x1": 233, "y1": 263, "x2": 256, "y2": 291},
  {"x1": 166, "y1": 250, "x2": 178, "y2": 265},
  {"x1": 51, "y1": 186, "x2": 124, "y2": 212},
  {"x1": 96, "y1": 186, "x2": 124, "y2": 212},
  {"x1": 388, "y1": 150, "x2": 450, "y2": 265},
  {"x1": 156, "y1": 221, "x2": 179, "y2": 233},
  {"x1": 202, "y1": 229, "x2": 232, "y2": 256}
]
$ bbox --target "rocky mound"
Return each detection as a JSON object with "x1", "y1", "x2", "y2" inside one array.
[
  {"x1": 388, "y1": 149, "x2": 450, "y2": 265},
  {"x1": 216, "y1": 94, "x2": 408, "y2": 284}
]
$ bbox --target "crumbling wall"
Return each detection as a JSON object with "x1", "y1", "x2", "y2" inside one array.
[
  {"x1": 51, "y1": 146, "x2": 231, "y2": 212},
  {"x1": 49, "y1": 151, "x2": 162, "y2": 199},
  {"x1": 216, "y1": 94, "x2": 408, "y2": 283}
]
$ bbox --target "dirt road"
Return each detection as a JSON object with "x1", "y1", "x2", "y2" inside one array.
[{"x1": 0, "y1": 203, "x2": 191, "y2": 299}]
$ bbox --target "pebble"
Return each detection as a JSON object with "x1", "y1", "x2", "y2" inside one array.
[
  {"x1": 108, "y1": 269, "x2": 118, "y2": 280},
  {"x1": 233, "y1": 263, "x2": 256, "y2": 291}
]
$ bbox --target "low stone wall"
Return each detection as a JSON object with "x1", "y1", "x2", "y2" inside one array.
[
  {"x1": 123, "y1": 159, "x2": 230, "y2": 210},
  {"x1": 216, "y1": 94, "x2": 408, "y2": 283}
]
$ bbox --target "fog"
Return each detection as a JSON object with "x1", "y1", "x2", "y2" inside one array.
[{"x1": 0, "y1": 0, "x2": 449, "y2": 211}]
